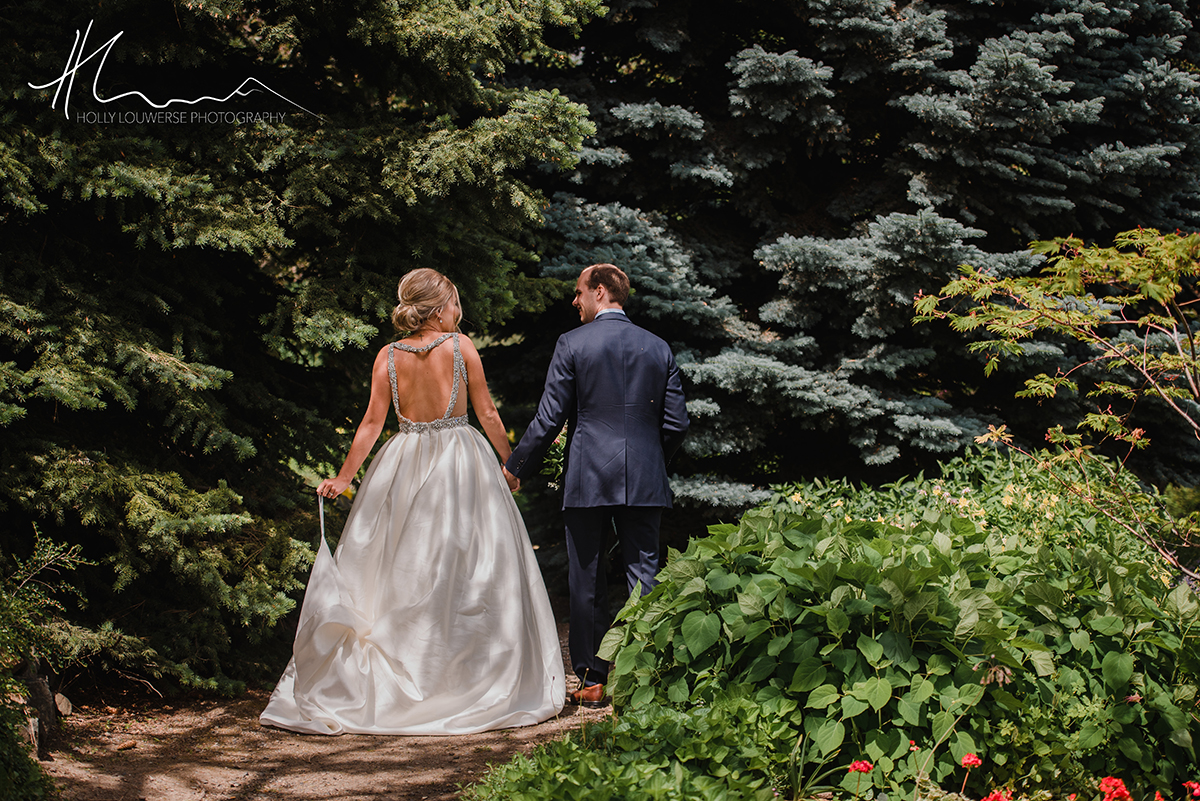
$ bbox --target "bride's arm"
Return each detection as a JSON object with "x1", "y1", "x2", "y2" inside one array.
[
  {"x1": 459, "y1": 336, "x2": 512, "y2": 463},
  {"x1": 317, "y1": 345, "x2": 393, "y2": 499}
]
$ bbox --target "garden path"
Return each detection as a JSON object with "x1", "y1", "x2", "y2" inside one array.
[{"x1": 43, "y1": 618, "x2": 608, "y2": 800}]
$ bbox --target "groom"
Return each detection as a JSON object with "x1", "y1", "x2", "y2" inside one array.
[{"x1": 504, "y1": 264, "x2": 689, "y2": 707}]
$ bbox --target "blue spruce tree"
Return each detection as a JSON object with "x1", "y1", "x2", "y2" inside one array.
[{"x1": 497, "y1": 0, "x2": 1200, "y2": 507}]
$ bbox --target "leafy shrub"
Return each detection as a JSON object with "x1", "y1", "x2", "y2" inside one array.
[
  {"x1": 464, "y1": 695, "x2": 782, "y2": 801},
  {"x1": 0, "y1": 530, "x2": 81, "y2": 799},
  {"x1": 0, "y1": 704, "x2": 56, "y2": 800},
  {"x1": 600, "y1": 516, "x2": 1197, "y2": 795},
  {"x1": 471, "y1": 451, "x2": 1199, "y2": 800},
  {"x1": 779, "y1": 447, "x2": 1161, "y2": 555}
]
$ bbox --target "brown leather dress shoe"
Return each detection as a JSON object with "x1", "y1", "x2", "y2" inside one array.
[{"x1": 567, "y1": 683, "x2": 609, "y2": 709}]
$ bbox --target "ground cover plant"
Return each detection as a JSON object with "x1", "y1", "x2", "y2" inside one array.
[
  {"x1": 0, "y1": 530, "x2": 84, "y2": 797},
  {"x1": 467, "y1": 451, "x2": 1200, "y2": 800}
]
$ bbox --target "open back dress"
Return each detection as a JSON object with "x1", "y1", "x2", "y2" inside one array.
[{"x1": 260, "y1": 333, "x2": 565, "y2": 734}]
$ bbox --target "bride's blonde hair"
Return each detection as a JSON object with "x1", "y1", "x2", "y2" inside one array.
[{"x1": 392, "y1": 269, "x2": 462, "y2": 332}]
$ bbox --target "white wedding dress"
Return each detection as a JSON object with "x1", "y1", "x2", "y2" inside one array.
[{"x1": 260, "y1": 333, "x2": 565, "y2": 735}]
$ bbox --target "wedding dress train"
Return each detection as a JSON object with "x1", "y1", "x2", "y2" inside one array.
[{"x1": 260, "y1": 333, "x2": 565, "y2": 735}]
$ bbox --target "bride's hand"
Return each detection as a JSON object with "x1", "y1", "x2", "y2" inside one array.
[
  {"x1": 317, "y1": 477, "x2": 350, "y2": 499},
  {"x1": 501, "y1": 466, "x2": 520, "y2": 493}
]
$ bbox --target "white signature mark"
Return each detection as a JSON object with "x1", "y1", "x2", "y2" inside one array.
[{"x1": 29, "y1": 19, "x2": 321, "y2": 120}]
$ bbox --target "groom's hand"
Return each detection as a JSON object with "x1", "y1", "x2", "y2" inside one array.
[{"x1": 502, "y1": 466, "x2": 521, "y2": 493}]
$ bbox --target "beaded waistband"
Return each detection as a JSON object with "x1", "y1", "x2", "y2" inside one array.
[{"x1": 397, "y1": 415, "x2": 470, "y2": 434}]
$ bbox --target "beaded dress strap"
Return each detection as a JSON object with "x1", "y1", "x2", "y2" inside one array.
[{"x1": 387, "y1": 333, "x2": 469, "y2": 433}]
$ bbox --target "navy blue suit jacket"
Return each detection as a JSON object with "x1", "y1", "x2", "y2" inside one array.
[{"x1": 507, "y1": 313, "x2": 689, "y2": 508}]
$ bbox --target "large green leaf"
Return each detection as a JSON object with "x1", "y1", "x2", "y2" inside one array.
[
  {"x1": 907, "y1": 676, "x2": 936, "y2": 705},
  {"x1": 1078, "y1": 722, "x2": 1105, "y2": 749},
  {"x1": 1170, "y1": 727, "x2": 1195, "y2": 757},
  {"x1": 681, "y1": 610, "x2": 722, "y2": 656},
  {"x1": 826, "y1": 608, "x2": 850, "y2": 636},
  {"x1": 1166, "y1": 583, "x2": 1200, "y2": 618},
  {"x1": 1026, "y1": 649, "x2": 1055, "y2": 677},
  {"x1": 857, "y1": 633, "x2": 884, "y2": 665},
  {"x1": 931, "y1": 709, "x2": 957, "y2": 743},
  {"x1": 898, "y1": 697, "x2": 921, "y2": 725},
  {"x1": 841, "y1": 695, "x2": 870, "y2": 718},
  {"x1": 706, "y1": 568, "x2": 741, "y2": 593},
  {"x1": 743, "y1": 654, "x2": 777, "y2": 682},
  {"x1": 902, "y1": 592, "x2": 940, "y2": 622},
  {"x1": 667, "y1": 676, "x2": 690, "y2": 703},
  {"x1": 738, "y1": 591, "x2": 766, "y2": 617},
  {"x1": 1102, "y1": 652, "x2": 1134, "y2": 688},
  {"x1": 767, "y1": 632, "x2": 793, "y2": 656},
  {"x1": 1089, "y1": 615, "x2": 1125, "y2": 636},
  {"x1": 597, "y1": 626, "x2": 626, "y2": 661},
  {"x1": 811, "y1": 719, "x2": 846, "y2": 757},
  {"x1": 790, "y1": 657, "x2": 828, "y2": 692},
  {"x1": 864, "y1": 676, "x2": 893, "y2": 711},
  {"x1": 806, "y1": 684, "x2": 840, "y2": 709}
]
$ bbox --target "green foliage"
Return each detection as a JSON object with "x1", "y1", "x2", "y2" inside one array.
[
  {"x1": 591, "y1": 454, "x2": 1200, "y2": 797},
  {"x1": 0, "y1": 529, "x2": 88, "y2": 681},
  {"x1": 915, "y1": 228, "x2": 1200, "y2": 575},
  {"x1": 471, "y1": 450, "x2": 1200, "y2": 800},
  {"x1": 0, "y1": 531, "x2": 81, "y2": 800},
  {"x1": 2, "y1": 0, "x2": 599, "y2": 689},
  {"x1": 464, "y1": 696, "x2": 781, "y2": 801},
  {"x1": 780, "y1": 447, "x2": 1161, "y2": 556},
  {"x1": 916, "y1": 228, "x2": 1200, "y2": 437},
  {"x1": 0, "y1": 704, "x2": 57, "y2": 801},
  {"x1": 539, "y1": 425, "x2": 567, "y2": 489}
]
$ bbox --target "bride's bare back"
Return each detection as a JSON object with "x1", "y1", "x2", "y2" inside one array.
[
  {"x1": 316, "y1": 324, "x2": 518, "y2": 500},
  {"x1": 390, "y1": 334, "x2": 468, "y2": 423}
]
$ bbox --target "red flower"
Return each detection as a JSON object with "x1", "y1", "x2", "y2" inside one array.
[
  {"x1": 1100, "y1": 777, "x2": 1131, "y2": 801},
  {"x1": 1184, "y1": 781, "x2": 1200, "y2": 798},
  {"x1": 1157, "y1": 792, "x2": 1167, "y2": 801},
  {"x1": 848, "y1": 760, "x2": 874, "y2": 773},
  {"x1": 962, "y1": 753, "x2": 983, "y2": 768},
  {"x1": 981, "y1": 790, "x2": 1012, "y2": 801}
]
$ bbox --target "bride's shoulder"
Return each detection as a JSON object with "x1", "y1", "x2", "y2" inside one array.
[{"x1": 455, "y1": 332, "x2": 482, "y2": 359}]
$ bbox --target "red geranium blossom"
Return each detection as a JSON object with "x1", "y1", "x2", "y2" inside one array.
[
  {"x1": 981, "y1": 789, "x2": 1012, "y2": 801},
  {"x1": 1184, "y1": 781, "x2": 1200, "y2": 798},
  {"x1": 848, "y1": 760, "x2": 874, "y2": 773},
  {"x1": 962, "y1": 753, "x2": 983, "y2": 768},
  {"x1": 1100, "y1": 777, "x2": 1131, "y2": 801}
]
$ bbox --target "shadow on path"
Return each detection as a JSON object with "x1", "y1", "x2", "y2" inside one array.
[{"x1": 45, "y1": 617, "x2": 609, "y2": 801}]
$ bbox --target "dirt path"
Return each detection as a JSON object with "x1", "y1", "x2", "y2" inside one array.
[{"x1": 42, "y1": 621, "x2": 610, "y2": 801}]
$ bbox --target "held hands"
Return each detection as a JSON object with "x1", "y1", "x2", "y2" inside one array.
[
  {"x1": 317, "y1": 477, "x2": 351, "y2": 500},
  {"x1": 501, "y1": 466, "x2": 520, "y2": 493}
]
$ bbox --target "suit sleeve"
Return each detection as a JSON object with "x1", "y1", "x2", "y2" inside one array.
[
  {"x1": 506, "y1": 335, "x2": 577, "y2": 479},
  {"x1": 661, "y1": 351, "x2": 689, "y2": 464}
]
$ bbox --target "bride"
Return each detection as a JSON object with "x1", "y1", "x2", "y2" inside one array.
[{"x1": 260, "y1": 268, "x2": 565, "y2": 735}]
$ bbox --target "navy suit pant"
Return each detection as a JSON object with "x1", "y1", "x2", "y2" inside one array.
[{"x1": 562, "y1": 505, "x2": 662, "y2": 687}]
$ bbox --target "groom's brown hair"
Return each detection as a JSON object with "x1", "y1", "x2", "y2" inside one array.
[{"x1": 585, "y1": 263, "x2": 630, "y2": 305}]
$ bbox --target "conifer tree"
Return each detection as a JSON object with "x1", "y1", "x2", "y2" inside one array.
[
  {"x1": 0, "y1": 0, "x2": 597, "y2": 689},
  {"x1": 498, "y1": 0, "x2": 1200, "y2": 501}
]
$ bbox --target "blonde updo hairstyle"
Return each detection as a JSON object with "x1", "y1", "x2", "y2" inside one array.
[{"x1": 392, "y1": 268, "x2": 462, "y2": 333}]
